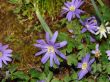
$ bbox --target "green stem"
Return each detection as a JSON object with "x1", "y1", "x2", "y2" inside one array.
[
  {"x1": 90, "y1": 0, "x2": 104, "y2": 24},
  {"x1": 33, "y1": 3, "x2": 53, "y2": 37},
  {"x1": 97, "y1": 0, "x2": 104, "y2": 7}
]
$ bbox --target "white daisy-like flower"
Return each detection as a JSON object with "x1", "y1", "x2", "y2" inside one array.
[
  {"x1": 95, "y1": 24, "x2": 107, "y2": 39},
  {"x1": 106, "y1": 27, "x2": 110, "y2": 34},
  {"x1": 105, "y1": 22, "x2": 110, "y2": 34}
]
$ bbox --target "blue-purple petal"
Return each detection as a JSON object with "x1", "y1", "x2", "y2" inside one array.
[
  {"x1": 55, "y1": 41, "x2": 67, "y2": 48},
  {"x1": 4, "y1": 57, "x2": 12, "y2": 61},
  {"x1": 88, "y1": 58, "x2": 95, "y2": 65},
  {"x1": 51, "y1": 31, "x2": 58, "y2": 43},
  {"x1": 55, "y1": 49, "x2": 66, "y2": 60},
  {"x1": 82, "y1": 53, "x2": 90, "y2": 63},
  {"x1": 66, "y1": 11, "x2": 73, "y2": 21},
  {"x1": 38, "y1": 80, "x2": 45, "y2": 82},
  {"x1": 35, "y1": 50, "x2": 47, "y2": 56},
  {"x1": 36, "y1": 40, "x2": 46, "y2": 45},
  {"x1": 91, "y1": 50, "x2": 95, "y2": 54},
  {"x1": 2, "y1": 59, "x2": 8, "y2": 65},
  {"x1": 90, "y1": 36, "x2": 96, "y2": 42},
  {"x1": 41, "y1": 53, "x2": 50, "y2": 64},
  {"x1": 77, "y1": 63, "x2": 82, "y2": 68},
  {"x1": 0, "y1": 60, "x2": 2, "y2": 68},
  {"x1": 34, "y1": 44, "x2": 46, "y2": 49},
  {"x1": 81, "y1": 28, "x2": 87, "y2": 33},
  {"x1": 96, "y1": 44, "x2": 99, "y2": 51},
  {"x1": 4, "y1": 49, "x2": 12, "y2": 54},
  {"x1": 2, "y1": 45, "x2": 9, "y2": 50},
  {"x1": 50, "y1": 54, "x2": 54, "y2": 67},
  {"x1": 78, "y1": 69, "x2": 88, "y2": 80},
  {"x1": 106, "y1": 50, "x2": 110, "y2": 56},
  {"x1": 53, "y1": 53, "x2": 60, "y2": 65}
]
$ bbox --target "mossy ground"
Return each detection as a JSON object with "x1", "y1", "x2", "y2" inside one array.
[{"x1": 0, "y1": 1, "x2": 42, "y2": 72}]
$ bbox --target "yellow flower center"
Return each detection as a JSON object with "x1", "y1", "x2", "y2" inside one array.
[
  {"x1": 95, "y1": 51, "x2": 101, "y2": 57},
  {"x1": 94, "y1": 20, "x2": 97, "y2": 22},
  {"x1": 69, "y1": 6, "x2": 75, "y2": 11},
  {"x1": 47, "y1": 46, "x2": 54, "y2": 53},
  {"x1": 82, "y1": 63, "x2": 87, "y2": 70},
  {"x1": 0, "y1": 52, "x2": 3, "y2": 57}
]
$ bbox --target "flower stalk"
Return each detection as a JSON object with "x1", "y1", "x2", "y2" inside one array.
[
  {"x1": 97, "y1": 0, "x2": 104, "y2": 7},
  {"x1": 33, "y1": 3, "x2": 53, "y2": 37},
  {"x1": 90, "y1": 0, "x2": 104, "y2": 24}
]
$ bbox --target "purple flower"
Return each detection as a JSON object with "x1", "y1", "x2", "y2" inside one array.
[
  {"x1": 37, "y1": 80, "x2": 45, "y2": 82},
  {"x1": 91, "y1": 44, "x2": 101, "y2": 58},
  {"x1": 90, "y1": 36, "x2": 96, "y2": 42},
  {"x1": 81, "y1": 16, "x2": 98, "y2": 34},
  {"x1": 0, "y1": 43, "x2": 12, "y2": 68},
  {"x1": 77, "y1": 54, "x2": 95, "y2": 80},
  {"x1": 62, "y1": 0, "x2": 84, "y2": 21},
  {"x1": 34, "y1": 31, "x2": 67, "y2": 67},
  {"x1": 106, "y1": 50, "x2": 110, "y2": 60}
]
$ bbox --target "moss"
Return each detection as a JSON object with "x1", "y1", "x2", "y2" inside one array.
[{"x1": 0, "y1": 1, "x2": 43, "y2": 71}]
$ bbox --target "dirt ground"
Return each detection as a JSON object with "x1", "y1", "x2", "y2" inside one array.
[{"x1": 0, "y1": 1, "x2": 43, "y2": 72}]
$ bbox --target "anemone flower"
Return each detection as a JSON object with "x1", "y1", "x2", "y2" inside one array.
[
  {"x1": 106, "y1": 50, "x2": 110, "y2": 60},
  {"x1": 95, "y1": 24, "x2": 107, "y2": 39},
  {"x1": 91, "y1": 44, "x2": 101, "y2": 58},
  {"x1": 77, "y1": 53, "x2": 95, "y2": 80},
  {"x1": 106, "y1": 27, "x2": 110, "y2": 34},
  {"x1": 105, "y1": 22, "x2": 110, "y2": 34},
  {"x1": 80, "y1": 16, "x2": 99, "y2": 34},
  {"x1": 0, "y1": 43, "x2": 12, "y2": 68},
  {"x1": 62, "y1": 0, "x2": 84, "y2": 21},
  {"x1": 34, "y1": 31, "x2": 67, "y2": 67}
]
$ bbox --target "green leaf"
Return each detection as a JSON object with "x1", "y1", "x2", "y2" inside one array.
[
  {"x1": 66, "y1": 41, "x2": 74, "y2": 53},
  {"x1": 8, "y1": 0, "x2": 22, "y2": 4},
  {"x1": 97, "y1": 75, "x2": 109, "y2": 82},
  {"x1": 46, "y1": 72, "x2": 53, "y2": 82},
  {"x1": 1, "y1": 79, "x2": 6, "y2": 82},
  {"x1": 51, "y1": 78, "x2": 61, "y2": 82},
  {"x1": 13, "y1": 7, "x2": 21, "y2": 14},
  {"x1": 8, "y1": 64, "x2": 18, "y2": 74},
  {"x1": 100, "y1": 5, "x2": 110, "y2": 21},
  {"x1": 71, "y1": 72, "x2": 77, "y2": 80},
  {"x1": 12, "y1": 71, "x2": 29, "y2": 81},
  {"x1": 29, "y1": 68, "x2": 41, "y2": 78},
  {"x1": 92, "y1": 63, "x2": 102, "y2": 73},
  {"x1": 67, "y1": 54, "x2": 78, "y2": 66},
  {"x1": 106, "y1": 63, "x2": 110, "y2": 74},
  {"x1": 64, "y1": 75, "x2": 71, "y2": 82},
  {"x1": 30, "y1": 79, "x2": 37, "y2": 82},
  {"x1": 39, "y1": 72, "x2": 46, "y2": 80}
]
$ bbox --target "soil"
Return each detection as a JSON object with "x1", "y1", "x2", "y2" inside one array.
[{"x1": 0, "y1": 0, "x2": 42, "y2": 72}]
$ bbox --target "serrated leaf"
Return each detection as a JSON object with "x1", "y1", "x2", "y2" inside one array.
[
  {"x1": 106, "y1": 63, "x2": 110, "y2": 74},
  {"x1": 29, "y1": 68, "x2": 41, "y2": 78},
  {"x1": 67, "y1": 54, "x2": 78, "y2": 66},
  {"x1": 51, "y1": 78, "x2": 61, "y2": 82},
  {"x1": 71, "y1": 72, "x2": 77, "y2": 80},
  {"x1": 64, "y1": 75, "x2": 71, "y2": 82},
  {"x1": 30, "y1": 79, "x2": 37, "y2": 82},
  {"x1": 46, "y1": 72, "x2": 53, "y2": 82},
  {"x1": 8, "y1": 0, "x2": 22, "y2": 4},
  {"x1": 12, "y1": 71, "x2": 29, "y2": 81},
  {"x1": 39, "y1": 72, "x2": 46, "y2": 80},
  {"x1": 8, "y1": 64, "x2": 18, "y2": 74}
]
